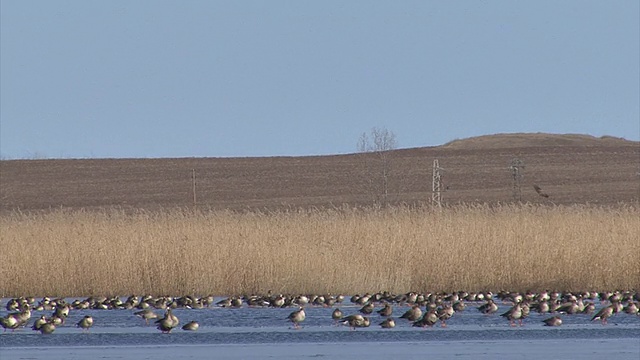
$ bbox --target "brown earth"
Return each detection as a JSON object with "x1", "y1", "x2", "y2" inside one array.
[{"x1": 1, "y1": 133, "x2": 639, "y2": 213}]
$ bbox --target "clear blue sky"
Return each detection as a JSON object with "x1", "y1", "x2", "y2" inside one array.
[{"x1": 1, "y1": 1, "x2": 638, "y2": 159}]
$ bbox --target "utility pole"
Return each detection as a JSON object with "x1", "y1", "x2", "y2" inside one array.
[
  {"x1": 432, "y1": 159, "x2": 442, "y2": 208},
  {"x1": 192, "y1": 169, "x2": 197, "y2": 208},
  {"x1": 509, "y1": 159, "x2": 525, "y2": 202}
]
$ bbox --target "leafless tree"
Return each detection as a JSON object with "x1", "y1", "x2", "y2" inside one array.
[{"x1": 357, "y1": 127, "x2": 398, "y2": 207}]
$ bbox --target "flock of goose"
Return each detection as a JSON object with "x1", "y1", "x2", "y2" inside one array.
[{"x1": 1, "y1": 290, "x2": 638, "y2": 334}]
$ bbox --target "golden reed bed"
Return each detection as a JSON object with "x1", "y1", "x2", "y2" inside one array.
[{"x1": 1, "y1": 204, "x2": 638, "y2": 297}]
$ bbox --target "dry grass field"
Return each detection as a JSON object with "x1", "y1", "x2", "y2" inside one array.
[
  {"x1": 0, "y1": 133, "x2": 638, "y2": 297},
  {"x1": 1, "y1": 133, "x2": 638, "y2": 212},
  {"x1": 1, "y1": 204, "x2": 638, "y2": 297}
]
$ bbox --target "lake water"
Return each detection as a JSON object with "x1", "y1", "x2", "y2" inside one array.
[{"x1": 1, "y1": 297, "x2": 639, "y2": 359}]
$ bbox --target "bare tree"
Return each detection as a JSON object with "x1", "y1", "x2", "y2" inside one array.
[{"x1": 357, "y1": 127, "x2": 398, "y2": 207}]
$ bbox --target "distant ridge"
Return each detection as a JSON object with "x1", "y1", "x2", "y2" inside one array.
[{"x1": 441, "y1": 133, "x2": 637, "y2": 150}]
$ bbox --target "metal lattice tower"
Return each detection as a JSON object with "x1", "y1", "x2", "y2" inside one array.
[
  {"x1": 509, "y1": 158, "x2": 525, "y2": 202},
  {"x1": 432, "y1": 159, "x2": 442, "y2": 208}
]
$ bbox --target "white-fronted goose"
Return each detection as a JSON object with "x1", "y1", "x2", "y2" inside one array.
[
  {"x1": 591, "y1": 305, "x2": 614, "y2": 325},
  {"x1": 379, "y1": 317, "x2": 395, "y2": 329},
  {"x1": 377, "y1": 303, "x2": 393, "y2": 317},
  {"x1": 400, "y1": 305, "x2": 423, "y2": 322},
  {"x1": 182, "y1": 320, "x2": 199, "y2": 331},
  {"x1": 287, "y1": 307, "x2": 306, "y2": 330},
  {"x1": 77, "y1": 315, "x2": 94, "y2": 331},
  {"x1": 500, "y1": 303, "x2": 523, "y2": 326},
  {"x1": 135, "y1": 309, "x2": 158, "y2": 325},
  {"x1": 156, "y1": 309, "x2": 179, "y2": 333},
  {"x1": 542, "y1": 315, "x2": 562, "y2": 326}
]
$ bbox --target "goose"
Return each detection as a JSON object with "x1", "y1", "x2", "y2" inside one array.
[
  {"x1": 412, "y1": 309, "x2": 438, "y2": 328},
  {"x1": 182, "y1": 321, "x2": 199, "y2": 331},
  {"x1": 377, "y1": 303, "x2": 393, "y2": 317},
  {"x1": 32, "y1": 315, "x2": 48, "y2": 331},
  {"x1": 295, "y1": 295, "x2": 310, "y2": 306},
  {"x1": 542, "y1": 316, "x2": 562, "y2": 327},
  {"x1": 271, "y1": 295, "x2": 286, "y2": 308},
  {"x1": 331, "y1": 308, "x2": 343, "y2": 325},
  {"x1": 0, "y1": 316, "x2": 19, "y2": 332},
  {"x1": 39, "y1": 322, "x2": 56, "y2": 334},
  {"x1": 581, "y1": 302, "x2": 596, "y2": 314},
  {"x1": 49, "y1": 314, "x2": 65, "y2": 326},
  {"x1": 341, "y1": 314, "x2": 367, "y2": 330},
  {"x1": 359, "y1": 302, "x2": 375, "y2": 315},
  {"x1": 156, "y1": 309, "x2": 179, "y2": 333},
  {"x1": 231, "y1": 297, "x2": 243, "y2": 308},
  {"x1": 134, "y1": 309, "x2": 159, "y2": 325},
  {"x1": 478, "y1": 299, "x2": 498, "y2": 315},
  {"x1": 356, "y1": 294, "x2": 371, "y2": 305},
  {"x1": 500, "y1": 302, "x2": 523, "y2": 327},
  {"x1": 54, "y1": 304, "x2": 70, "y2": 319},
  {"x1": 379, "y1": 317, "x2": 395, "y2": 329},
  {"x1": 77, "y1": 315, "x2": 94, "y2": 331},
  {"x1": 400, "y1": 305, "x2": 423, "y2": 322},
  {"x1": 10, "y1": 306, "x2": 32, "y2": 327},
  {"x1": 623, "y1": 302, "x2": 639, "y2": 315},
  {"x1": 555, "y1": 299, "x2": 580, "y2": 314},
  {"x1": 452, "y1": 301, "x2": 466, "y2": 312},
  {"x1": 437, "y1": 304, "x2": 455, "y2": 327},
  {"x1": 287, "y1": 307, "x2": 306, "y2": 329},
  {"x1": 531, "y1": 301, "x2": 550, "y2": 314},
  {"x1": 215, "y1": 298, "x2": 232, "y2": 308},
  {"x1": 591, "y1": 305, "x2": 614, "y2": 325}
]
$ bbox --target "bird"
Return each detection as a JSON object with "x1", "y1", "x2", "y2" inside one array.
[
  {"x1": 359, "y1": 302, "x2": 375, "y2": 315},
  {"x1": 134, "y1": 309, "x2": 158, "y2": 325},
  {"x1": 501, "y1": 302, "x2": 523, "y2": 326},
  {"x1": 531, "y1": 301, "x2": 550, "y2": 314},
  {"x1": 287, "y1": 307, "x2": 306, "y2": 330},
  {"x1": 182, "y1": 321, "x2": 199, "y2": 331},
  {"x1": 400, "y1": 305, "x2": 423, "y2": 322},
  {"x1": 542, "y1": 316, "x2": 562, "y2": 327},
  {"x1": 49, "y1": 314, "x2": 65, "y2": 326},
  {"x1": 591, "y1": 305, "x2": 614, "y2": 325},
  {"x1": 533, "y1": 184, "x2": 550, "y2": 198},
  {"x1": 453, "y1": 301, "x2": 466, "y2": 312},
  {"x1": 555, "y1": 299, "x2": 580, "y2": 315},
  {"x1": 6, "y1": 305, "x2": 31, "y2": 328},
  {"x1": 377, "y1": 303, "x2": 393, "y2": 317},
  {"x1": 0, "y1": 316, "x2": 19, "y2": 332},
  {"x1": 54, "y1": 304, "x2": 70, "y2": 319},
  {"x1": 39, "y1": 322, "x2": 56, "y2": 334},
  {"x1": 581, "y1": 302, "x2": 596, "y2": 314},
  {"x1": 478, "y1": 299, "x2": 499, "y2": 315},
  {"x1": 32, "y1": 315, "x2": 48, "y2": 331},
  {"x1": 341, "y1": 314, "x2": 370, "y2": 330},
  {"x1": 76, "y1": 315, "x2": 94, "y2": 331},
  {"x1": 156, "y1": 308, "x2": 179, "y2": 333},
  {"x1": 412, "y1": 309, "x2": 438, "y2": 328},
  {"x1": 379, "y1": 317, "x2": 395, "y2": 329},
  {"x1": 623, "y1": 302, "x2": 639, "y2": 315},
  {"x1": 331, "y1": 308, "x2": 343, "y2": 325},
  {"x1": 437, "y1": 304, "x2": 455, "y2": 327}
]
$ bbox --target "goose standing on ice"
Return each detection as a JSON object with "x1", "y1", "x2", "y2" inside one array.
[
  {"x1": 287, "y1": 307, "x2": 306, "y2": 329},
  {"x1": 77, "y1": 315, "x2": 94, "y2": 331}
]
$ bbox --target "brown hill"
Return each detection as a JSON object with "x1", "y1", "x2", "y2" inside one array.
[
  {"x1": 1, "y1": 133, "x2": 638, "y2": 213},
  {"x1": 442, "y1": 133, "x2": 632, "y2": 149}
]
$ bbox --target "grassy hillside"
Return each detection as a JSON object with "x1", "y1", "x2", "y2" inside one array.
[{"x1": 1, "y1": 133, "x2": 638, "y2": 213}]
